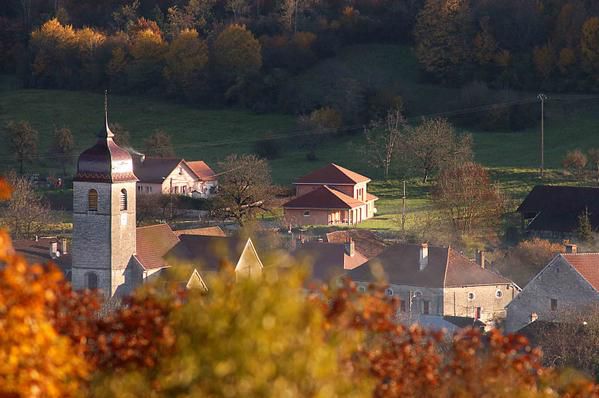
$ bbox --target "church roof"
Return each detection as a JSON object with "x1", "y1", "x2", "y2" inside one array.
[{"x1": 75, "y1": 92, "x2": 137, "y2": 183}]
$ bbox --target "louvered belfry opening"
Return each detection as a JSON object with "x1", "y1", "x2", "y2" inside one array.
[
  {"x1": 88, "y1": 189, "x2": 98, "y2": 211},
  {"x1": 120, "y1": 189, "x2": 127, "y2": 211}
]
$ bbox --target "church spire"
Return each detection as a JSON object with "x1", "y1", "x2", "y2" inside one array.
[{"x1": 100, "y1": 90, "x2": 115, "y2": 139}]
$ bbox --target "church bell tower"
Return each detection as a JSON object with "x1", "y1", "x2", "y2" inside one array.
[{"x1": 71, "y1": 92, "x2": 138, "y2": 298}]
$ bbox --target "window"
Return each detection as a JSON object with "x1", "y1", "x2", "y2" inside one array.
[
  {"x1": 551, "y1": 298, "x2": 558, "y2": 311},
  {"x1": 385, "y1": 288, "x2": 394, "y2": 296},
  {"x1": 146, "y1": 186, "x2": 150, "y2": 193},
  {"x1": 137, "y1": 185, "x2": 142, "y2": 192},
  {"x1": 423, "y1": 300, "x2": 430, "y2": 315},
  {"x1": 467, "y1": 292, "x2": 476, "y2": 301},
  {"x1": 119, "y1": 189, "x2": 127, "y2": 211},
  {"x1": 303, "y1": 211, "x2": 310, "y2": 217},
  {"x1": 475, "y1": 307, "x2": 482, "y2": 319},
  {"x1": 495, "y1": 290, "x2": 503, "y2": 299},
  {"x1": 400, "y1": 300, "x2": 406, "y2": 313},
  {"x1": 88, "y1": 189, "x2": 98, "y2": 211},
  {"x1": 358, "y1": 286, "x2": 366, "y2": 293},
  {"x1": 182, "y1": 186, "x2": 187, "y2": 194},
  {"x1": 86, "y1": 272, "x2": 98, "y2": 290}
]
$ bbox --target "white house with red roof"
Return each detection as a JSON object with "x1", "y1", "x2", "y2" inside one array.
[
  {"x1": 133, "y1": 156, "x2": 217, "y2": 198},
  {"x1": 505, "y1": 244, "x2": 599, "y2": 332},
  {"x1": 283, "y1": 163, "x2": 378, "y2": 226}
]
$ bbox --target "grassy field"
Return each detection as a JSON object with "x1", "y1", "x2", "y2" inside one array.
[{"x1": 3, "y1": 44, "x2": 599, "y2": 233}]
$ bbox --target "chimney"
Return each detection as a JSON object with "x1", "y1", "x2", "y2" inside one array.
[
  {"x1": 419, "y1": 243, "x2": 429, "y2": 271},
  {"x1": 476, "y1": 250, "x2": 485, "y2": 268},
  {"x1": 49, "y1": 241, "x2": 58, "y2": 259},
  {"x1": 345, "y1": 238, "x2": 355, "y2": 257},
  {"x1": 60, "y1": 238, "x2": 68, "y2": 255},
  {"x1": 565, "y1": 243, "x2": 577, "y2": 254}
]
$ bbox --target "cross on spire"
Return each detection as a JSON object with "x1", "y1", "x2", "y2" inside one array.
[{"x1": 101, "y1": 89, "x2": 114, "y2": 138}]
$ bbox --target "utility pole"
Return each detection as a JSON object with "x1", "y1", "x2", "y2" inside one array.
[
  {"x1": 401, "y1": 180, "x2": 406, "y2": 236},
  {"x1": 538, "y1": 93, "x2": 547, "y2": 178}
]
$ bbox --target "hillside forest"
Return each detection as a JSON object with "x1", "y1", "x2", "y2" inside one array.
[{"x1": 3, "y1": 0, "x2": 599, "y2": 127}]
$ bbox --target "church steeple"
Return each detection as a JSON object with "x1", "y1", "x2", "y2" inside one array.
[{"x1": 101, "y1": 90, "x2": 114, "y2": 139}]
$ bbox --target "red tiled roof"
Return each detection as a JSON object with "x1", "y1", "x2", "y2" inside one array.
[
  {"x1": 284, "y1": 186, "x2": 364, "y2": 210},
  {"x1": 174, "y1": 226, "x2": 226, "y2": 237},
  {"x1": 295, "y1": 163, "x2": 370, "y2": 185},
  {"x1": 133, "y1": 157, "x2": 184, "y2": 184},
  {"x1": 325, "y1": 230, "x2": 387, "y2": 259},
  {"x1": 562, "y1": 253, "x2": 599, "y2": 292},
  {"x1": 349, "y1": 243, "x2": 512, "y2": 288},
  {"x1": 366, "y1": 193, "x2": 378, "y2": 201},
  {"x1": 187, "y1": 161, "x2": 217, "y2": 181},
  {"x1": 292, "y1": 241, "x2": 368, "y2": 282},
  {"x1": 136, "y1": 224, "x2": 180, "y2": 270}
]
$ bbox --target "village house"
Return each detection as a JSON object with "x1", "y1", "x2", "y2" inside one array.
[
  {"x1": 290, "y1": 238, "x2": 368, "y2": 284},
  {"x1": 504, "y1": 244, "x2": 599, "y2": 333},
  {"x1": 348, "y1": 243, "x2": 520, "y2": 324},
  {"x1": 133, "y1": 155, "x2": 217, "y2": 198},
  {"x1": 283, "y1": 163, "x2": 378, "y2": 226},
  {"x1": 517, "y1": 185, "x2": 599, "y2": 239}
]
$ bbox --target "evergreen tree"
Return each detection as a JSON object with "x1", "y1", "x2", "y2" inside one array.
[{"x1": 577, "y1": 207, "x2": 594, "y2": 242}]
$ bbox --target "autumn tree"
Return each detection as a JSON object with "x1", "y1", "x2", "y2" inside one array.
[
  {"x1": 533, "y1": 43, "x2": 555, "y2": 81},
  {"x1": 109, "y1": 122, "x2": 131, "y2": 147},
  {"x1": 581, "y1": 17, "x2": 599, "y2": 78},
  {"x1": 577, "y1": 207, "x2": 594, "y2": 243},
  {"x1": 144, "y1": 130, "x2": 175, "y2": 158},
  {"x1": 5, "y1": 120, "x2": 39, "y2": 174},
  {"x1": 364, "y1": 108, "x2": 404, "y2": 179},
  {"x1": 215, "y1": 154, "x2": 277, "y2": 226},
  {"x1": 0, "y1": 179, "x2": 88, "y2": 397},
  {"x1": 213, "y1": 24, "x2": 262, "y2": 90},
  {"x1": 492, "y1": 238, "x2": 564, "y2": 287},
  {"x1": 587, "y1": 148, "x2": 599, "y2": 183},
  {"x1": 433, "y1": 162, "x2": 504, "y2": 236},
  {"x1": 51, "y1": 127, "x2": 75, "y2": 175},
  {"x1": 401, "y1": 117, "x2": 472, "y2": 183},
  {"x1": 163, "y1": 29, "x2": 209, "y2": 101},
  {"x1": 414, "y1": 0, "x2": 473, "y2": 83},
  {"x1": 563, "y1": 149, "x2": 588, "y2": 179},
  {"x1": 127, "y1": 26, "x2": 167, "y2": 92},
  {"x1": 297, "y1": 107, "x2": 342, "y2": 160}
]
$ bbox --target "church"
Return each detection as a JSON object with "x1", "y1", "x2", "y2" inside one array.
[{"x1": 67, "y1": 95, "x2": 264, "y2": 298}]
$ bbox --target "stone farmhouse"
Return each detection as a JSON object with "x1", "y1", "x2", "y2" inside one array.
[
  {"x1": 69, "y1": 99, "x2": 262, "y2": 298},
  {"x1": 283, "y1": 163, "x2": 378, "y2": 226},
  {"x1": 504, "y1": 244, "x2": 599, "y2": 332},
  {"x1": 517, "y1": 185, "x2": 599, "y2": 239},
  {"x1": 133, "y1": 155, "x2": 217, "y2": 198},
  {"x1": 348, "y1": 243, "x2": 520, "y2": 324}
]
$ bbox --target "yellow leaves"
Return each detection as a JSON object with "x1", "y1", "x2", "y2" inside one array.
[
  {"x1": 214, "y1": 24, "x2": 262, "y2": 83},
  {"x1": 163, "y1": 29, "x2": 209, "y2": 91},
  {"x1": 130, "y1": 28, "x2": 166, "y2": 60}
]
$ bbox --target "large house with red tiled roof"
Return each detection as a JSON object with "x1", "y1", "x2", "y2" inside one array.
[
  {"x1": 348, "y1": 243, "x2": 520, "y2": 324},
  {"x1": 133, "y1": 155, "x2": 217, "y2": 198},
  {"x1": 505, "y1": 244, "x2": 599, "y2": 332},
  {"x1": 283, "y1": 163, "x2": 378, "y2": 226}
]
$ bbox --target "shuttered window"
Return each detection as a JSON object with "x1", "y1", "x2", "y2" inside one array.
[
  {"x1": 88, "y1": 189, "x2": 98, "y2": 211},
  {"x1": 120, "y1": 189, "x2": 127, "y2": 211}
]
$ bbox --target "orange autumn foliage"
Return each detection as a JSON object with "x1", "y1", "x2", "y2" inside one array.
[{"x1": 320, "y1": 280, "x2": 598, "y2": 398}]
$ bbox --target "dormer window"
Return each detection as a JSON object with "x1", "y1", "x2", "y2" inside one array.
[
  {"x1": 120, "y1": 189, "x2": 127, "y2": 211},
  {"x1": 88, "y1": 189, "x2": 98, "y2": 211},
  {"x1": 385, "y1": 288, "x2": 394, "y2": 296}
]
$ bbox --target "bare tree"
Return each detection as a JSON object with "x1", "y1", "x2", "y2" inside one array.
[
  {"x1": 364, "y1": 108, "x2": 404, "y2": 179},
  {"x1": 563, "y1": 149, "x2": 588, "y2": 180},
  {"x1": 432, "y1": 162, "x2": 504, "y2": 236},
  {"x1": 587, "y1": 148, "x2": 599, "y2": 184},
  {"x1": 226, "y1": 0, "x2": 250, "y2": 20},
  {"x1": 5, "y1": 120, "x2": 39, "y2": 175},
  {"x1": 0, "y1": 172, "x2": 51, "y2": 239},
  {"x1": 144, "y1": 130, "x2": 175, "y2": 158},
  {"x1": 401, "y1": 118, "x2": 472, "y2": 183},
  {"x1": 214, "y1": 154, "x2": 277, "y2": 226},
  {"x1": 51, "y1": 127, "x2": 75, "y2": 176},
  {"x1": 109, "y1": 122, "x2": 131, "y2": 148},
  {"x1": 532, "y1": 307, "x2": 599, "y2": 380}
]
